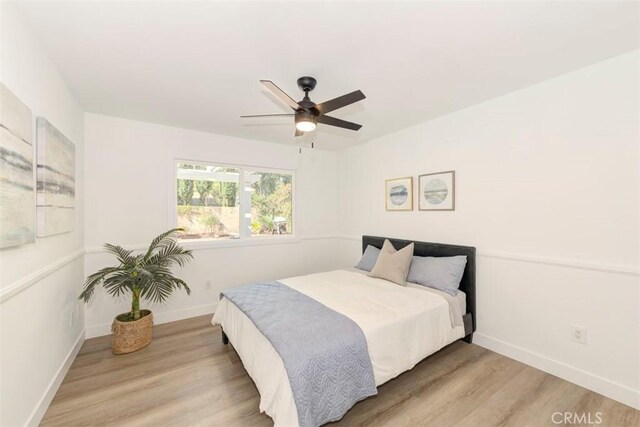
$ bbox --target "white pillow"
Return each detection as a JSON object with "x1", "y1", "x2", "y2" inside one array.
[{"x1": 369, "y1": 240, "x2": 414, "y2": 285}]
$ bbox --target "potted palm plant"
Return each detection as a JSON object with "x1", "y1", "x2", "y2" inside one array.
[{"x1": 79, "y1": 228, "x2": 194, "y2": 354}]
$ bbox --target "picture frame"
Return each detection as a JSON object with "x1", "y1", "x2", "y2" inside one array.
[
  {"x1": 0, "y1": 83, "x2": 35, "y2": 248},
  {"x1": 385, "y1": 177, "x2": 413, "y2": 211},
  {"x1": 36, "y1": 117, "x2": 76, "y2": 237},
  {"x1": 419, "y1": 170, "x2": 455, "y2": 211}
]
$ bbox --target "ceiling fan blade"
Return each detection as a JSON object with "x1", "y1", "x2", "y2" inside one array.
[
  {"x1": 260, "y1": 80, "x2": 301, "y2": 110},
  {"x1": 295, "y1": 129, "x2": 303, "y2": 137},
  {"x1": 317, "y1": 115, "x2": 362, "y2": 131},
  {"x1": 315, "y1": 90, "x2": 366, "y2": 115},
  {"x1": 241, "y1": 114, "x2": 295, "y2": 118}
]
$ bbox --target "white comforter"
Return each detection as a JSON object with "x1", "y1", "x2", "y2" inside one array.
[{"x1": 212, "y1": 269, "x2": 465, "y2": 426}]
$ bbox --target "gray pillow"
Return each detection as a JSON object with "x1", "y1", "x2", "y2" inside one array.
[
  {"x1": 355, "y1": 245, "x2": 381, "y2": 272},
  {"x1": 369, "y1": 240, "x2": 414, "y2": 285},
  {"x1": 407, "y1": 255, "x2": 467, "y2": 296}
]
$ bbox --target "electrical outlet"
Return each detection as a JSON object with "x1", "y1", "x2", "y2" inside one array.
[
  {"x1": 205, "y1": 280, "x2": 213, "y2": 291},
  {"x1": 571, "y1": 325, "x2": 586, "y2": 344}
]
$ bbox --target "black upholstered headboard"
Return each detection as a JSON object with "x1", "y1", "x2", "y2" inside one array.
[{"x1": 362, "y1": 235, "x2": 477, "y2": 335}]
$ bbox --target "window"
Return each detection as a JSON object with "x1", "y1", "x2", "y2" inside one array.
[{"x1": 175, "y1": 162, "x2": 294, "y2": 241}]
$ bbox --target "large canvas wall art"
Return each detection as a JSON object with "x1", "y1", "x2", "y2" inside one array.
[
  {"x1": 36, "y1": 117, "x2": 76, "y2": 236},
  {"x1": 0, "y1": 83, "x2": 35, "y2": 248}
]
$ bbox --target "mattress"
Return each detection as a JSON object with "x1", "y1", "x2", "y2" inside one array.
[{"x1": 212, "y1": 269, "x2": 466, "y2": 426}]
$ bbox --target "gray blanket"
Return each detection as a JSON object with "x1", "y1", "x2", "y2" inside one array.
[{"x1": 221, "y1": 282, "x2": 377, "y2": 427}]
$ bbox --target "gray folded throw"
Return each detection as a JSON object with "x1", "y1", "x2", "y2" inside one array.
[{"x1": 222, "y1": 282, "x2": 377, "y2": 427}]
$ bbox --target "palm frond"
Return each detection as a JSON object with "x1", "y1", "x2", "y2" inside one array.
[
  {"x1": 103, "y1": 243, "x2": 135, "y2": 266},
  {"x1": 142, "y1": 228, "x2": 185, "y2": 261},
  {"x1": 143, "y1": 240, "x2": 193, "y2": 269},
  {"x1": 138, "y1": 263, "x2": 192, "y2": 303},
  {"x1": 140, "y1": 276, "x2": 175, "y2": 303},
  {"x1": 79, "y1": 266, "x2": 123, "y2": 302},
  {"x1": 103, "y1": 272, "x2": 135, "y2": 298},
  {"x1": 155, "y1": 241, "x2": 193, "y2": 267},
  {"x1": 171, "y1": 277, "x2": 191, "y2": 295},
  {"x1": 141, "y1": 265, "x2": 172, "y2": 277}
]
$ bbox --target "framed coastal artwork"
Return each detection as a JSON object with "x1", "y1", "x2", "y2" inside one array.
[
  {"x1": 36, "y1": 117, "x2": 76, "y2": 236},
  {"x1": 0, "y1": 82, "x2": 35, "y2": 248},
  {"x1": 419, "y1": 170, "x2": 455, "y2": 211},
  {"x1": 385, "y1": 177, "x2": 413, "y2": 211}
]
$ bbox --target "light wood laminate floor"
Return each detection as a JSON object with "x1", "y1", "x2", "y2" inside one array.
[{"x1": 42, "y1": 315, "x2": 638, "y2": 427}]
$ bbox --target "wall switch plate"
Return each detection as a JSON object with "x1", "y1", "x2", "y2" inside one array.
[
  {"x1": 205, "y1": 281, "x2": 213, "y2": 291},
  {"x1": 571, "y1": 325, "x2": 586, "y2": 344},
  {"x1": 69, "y1": 310, "x2": 74, "y2": 328}
]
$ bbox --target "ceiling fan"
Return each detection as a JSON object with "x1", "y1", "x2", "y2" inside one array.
[{"x1": 241, "y1": 76, "x2": 366, "y2": 137}]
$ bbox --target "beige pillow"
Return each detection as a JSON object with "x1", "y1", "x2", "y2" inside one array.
[{"x1": 369, "y1": 240, "x2": 414, "y2": 285}]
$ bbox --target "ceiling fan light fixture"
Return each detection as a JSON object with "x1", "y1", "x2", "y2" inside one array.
[
  {"x1": 295, "y1": 111, "x2": 317, "y2": 132},
  {"x1": 295, "y1": 120, "x2": 316, "y2": 132}
]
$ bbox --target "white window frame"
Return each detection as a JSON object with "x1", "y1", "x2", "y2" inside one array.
[{"x1": 170, "y1": 159, "x2": 297, "y2": 249}]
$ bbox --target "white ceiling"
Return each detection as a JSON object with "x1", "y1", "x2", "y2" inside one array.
[{"x1": 15, "y1": 1, "x2": 639, "y2": 150}]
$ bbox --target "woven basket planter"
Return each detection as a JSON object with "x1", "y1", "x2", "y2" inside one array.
[{"x1": 111, "y1": 310, "x2": 153, "y2": 354}]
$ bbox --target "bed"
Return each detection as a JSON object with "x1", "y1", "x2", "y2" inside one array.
[{"x1": 211, "y1": 235, "x2": 476, "y2": 426}]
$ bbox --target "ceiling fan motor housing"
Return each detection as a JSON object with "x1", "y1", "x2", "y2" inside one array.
[
  {"x1": 295, "y1": 110, "x2": 317, "y2": 125},
  {"x1": 297, "y1": 76, "x2": 317, "y2": 93}
]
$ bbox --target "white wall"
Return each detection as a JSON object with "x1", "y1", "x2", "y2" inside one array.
[
  {"x1": 0, "y1": 3, "x2": 85, "y2": 426},
  {"x1": 336, "y1": 51, "x2": 639, "y2": 408},
  {"x1": 2, "y1": 4, "x2": 637, "y2": 422},
  {"x1": 83, "y1": 114, "x2": 341, "y2": 337}
]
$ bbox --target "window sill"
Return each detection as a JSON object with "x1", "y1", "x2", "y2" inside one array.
[{"x1": 178, "y1": 235, "x2": 301, "y2": 250}]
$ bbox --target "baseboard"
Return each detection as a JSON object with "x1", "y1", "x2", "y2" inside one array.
[
  {"x1": 474, "y1": 333, "x2": 640, "y2": 410},
  {"x1": 26, "y1": 330, "x2": 85, "y2": 427},
  {"x1": 85, "y1": 302, "x2": 218, "y2": 339}
]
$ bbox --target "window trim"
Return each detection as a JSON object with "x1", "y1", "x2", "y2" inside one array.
[{"x1": 171, "y1": 159, "x2": 297, "y2": 247}]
